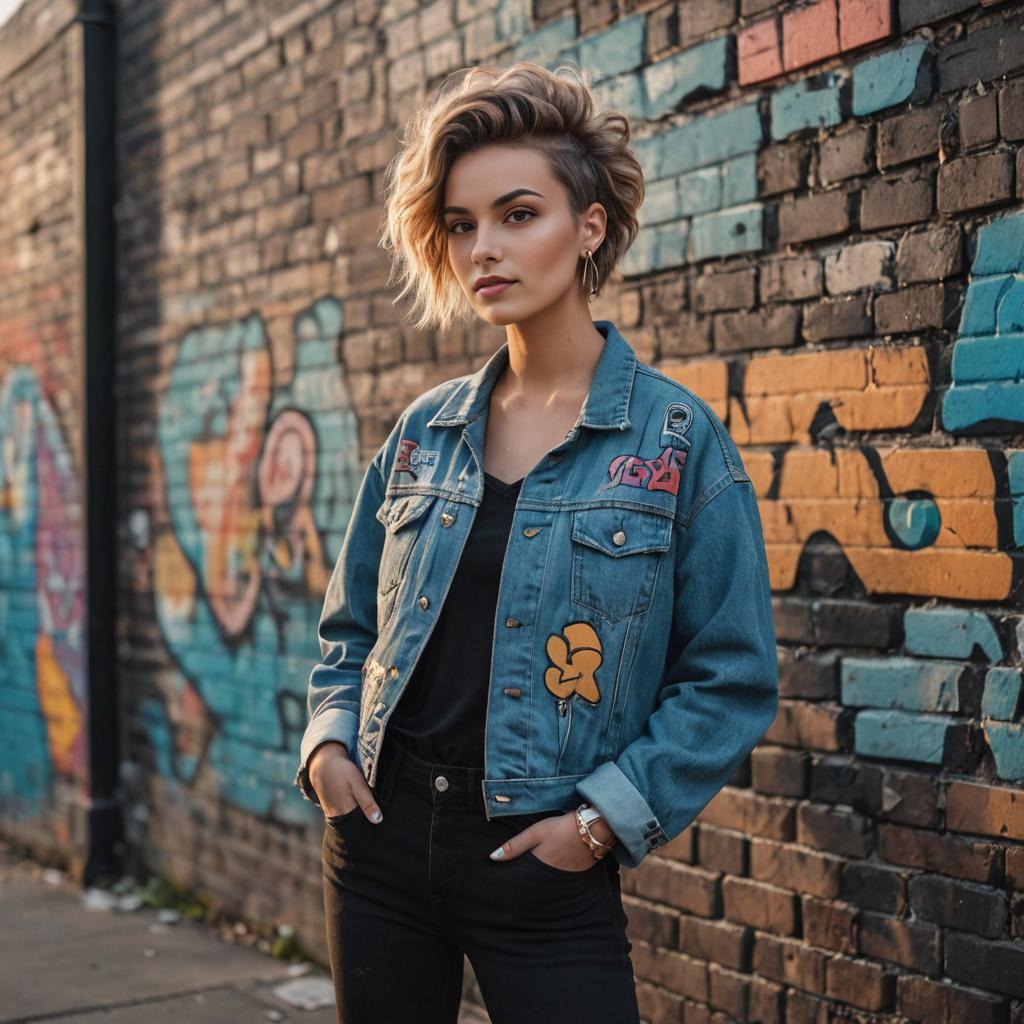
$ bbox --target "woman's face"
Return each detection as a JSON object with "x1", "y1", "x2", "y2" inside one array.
[{"x1": 442, "y1": 143, "x2": 604, "y2": 326}]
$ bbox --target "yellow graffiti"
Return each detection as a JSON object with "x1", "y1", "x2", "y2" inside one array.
[
  {"x1": 545, "y1": 621, "x2": 603, "y2": 704},
  {"x1": 36, "y1": 633, "x2": 81, "y2": 773}
]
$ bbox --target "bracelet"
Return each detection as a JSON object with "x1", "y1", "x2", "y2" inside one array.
[{"x1": 574, "y1": 805, "x2": 616, "y2": 859}]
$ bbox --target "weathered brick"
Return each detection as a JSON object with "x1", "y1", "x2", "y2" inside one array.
[
  {"x1": 999, "y1": 78, "x2": 1024, "y2": 141},
  {"x1": 758, "y1": 140, "x2": 809, "y2": 196},
  {"x1": 874, "y1": 283, "x2": 949, "y2": 334},
  {"x1": 797, "y1": 802, "x2": 874, "y2": 858},
  {"x1": 714, "y1": 304, "x2": 800, "y2": 352},
  {"x1": 825, "y1": 953, "x2": 895, "y2": 1011},
  {"x1": 824, "y1": 240, "x2": 893, "y2": 294},
  {"x1": 859, "y1": 910, "x2": 943, "y2": 976},
  {"x1": 938, "y1": 19, "x2": 1024, "y2": 93},
  {"x1": 841, "y1": 861, "x2": 907, "y2": 915},
  {"x1": 802, "y1": 894, "x2": 858, "y2": 954},
  {"x1": 738, "y1": 15, "x2": 782, "y2": 85},
  {"x1": 630, "y1": 939, "x2": 710, "y2": 1003},
  {"x1": 681, "y1": 914, "x2": 751, "y2": 971},
  {"x1": 896, "y1": 974, "x2": 1010, "y2": 1024},
  {"x1": 750, "y1": 837, "x2": 844, "y2": 899},
  {"x1": 626, "y1": 857, "x2": 722, "y2": 917},
  {"x1": 803, "y1": 295, "x2": 873, "y2": 342},
  {"x1": 946, "y1": 779, "x2": 1024, "y2": 842},
  {"x1": 878, "y1": 823, "x2": 1002, "y2": 884},
  {"x1": 694, "y1": 268, "x2": 757, "y2": 313},
  {"x1": 945, "y1": 930, "x2": 1024, "y2": 999},
  {"x1": 723, "y1": 876, "x2": 798, "y2": 934},
  {"x1": 778, "y1": 649, "x2": 837, "y2": 700},
  {"x1": 621, "y1": 894, "x2": 678, "y2": 947},
  {"x1": 760, "y1": 257, "x2": 822, "y2": 302},
  {"x1": 678, "y1": 0, "x2": 736, "y2": 46},
  {"x1": 880, "y1": 768, "x2": 941, "y2": 828},
  {"x1": 697, "y1": 786, "x2": 797, "y2": 840},
  {"x1": 751, "y1": 746, "x2": 809, "y2": 797},
  {"x1": 896, "y1": 224, "x2": 962, "y2": 284},
  {"x1": 748, "y1": 975, "x2": 784, "y2": 1024},
  {"x1": 778, "y1": 190, "x2": 851, "y2": 244},
  {"x1": 908, "y1": 873, "x2": 1008, "y2": 939},
  {"x1": 697, "y1": 822, "x2": 747, "y2": 875},
  {"x1": 861, "y1": 167, "x2": 934, "y2": 229},
  {"x1": 959, "y1": 92, "x2": 999, "y2": 151},
  {"x1": 937, "y1": 151, "x2": 1014, "y2": 213},
  {"x1": 877, "y1": 105, "x2": 942, "y2": 168},
  {"x1": 810, "y1": 756, "x2": 883, "y2": 814},
  {"x1": 899, "y1": 0, "x2": 973, "y2": 31},
  {"x1": 782, "y1": 0, "x2": 839, "y2": 72},
  {"x1": 753, "y1": 933, "x2": 829, "y2": 994},
  {"x1": 818, "y1": 125, "x2": 873, "y2": 185}
]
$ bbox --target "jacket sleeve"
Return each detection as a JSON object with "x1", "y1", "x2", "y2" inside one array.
[
  {"x1": 294, "y1": 440, "x2": 389, "y2": 806},
  {"x1": 575, "y1": 474, "x2": 780, "y2": 868}
]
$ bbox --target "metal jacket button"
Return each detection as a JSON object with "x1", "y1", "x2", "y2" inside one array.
[
  {"x1": 434, "y1": 775, "x2": 449, "y2": 792},
  {"x1": 612, "y1": 530, "x2": 626, "y2": 545},
  {"x1": 419, "y1": 595, "x2": 429, "y2": 609},
  {"x1": 505, "y1": 616, "x2": 520, "y2": 628},
  {"x1": 523, "y1": 526, "x2": 541, "y2": 537},
  {"x1": 440, "y1": 512, "x2": 455, "y2": 527}
]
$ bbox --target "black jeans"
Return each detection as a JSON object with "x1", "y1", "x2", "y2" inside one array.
[{"x1": 321, "y1": 735, "x2": 641, "y2": 1023}]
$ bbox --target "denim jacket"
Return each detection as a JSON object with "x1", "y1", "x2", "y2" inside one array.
[{"x1": 296, "y1": 319, "x2": 779, "y2": 868}]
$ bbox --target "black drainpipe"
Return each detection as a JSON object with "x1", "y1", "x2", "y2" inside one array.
[{"x1": 77, "y1": 0, "x2": 121, "y2": 885}]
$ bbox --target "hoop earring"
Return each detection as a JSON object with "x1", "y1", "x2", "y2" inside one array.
[{"x1": 581, "y1": 249, "x2": 600, "y2": 302}]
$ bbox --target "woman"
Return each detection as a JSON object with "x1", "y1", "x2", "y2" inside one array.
[{"x1": 296, "y1": 62, "x2": 779, "y2": 1023}]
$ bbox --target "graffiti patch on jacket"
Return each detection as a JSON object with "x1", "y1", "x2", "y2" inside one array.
[
  {"x1": 662, "y1": 402, "x2": 693, "y2": 444},
  {"x1": 605, "y1": 445, "x2": 687, "y2": 495},
  {"x1": 395, "y1": 439, "x2": 439, "y2": 479},
  {"x1": 545, "y1": 621, "x2": 603, "y2": 704}
]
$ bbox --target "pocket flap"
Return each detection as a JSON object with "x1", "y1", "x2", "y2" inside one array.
[
  {"x1": 571, "y1": 505, "x2": 672, "y2": 557},
  {"x1": 375, "y1": 493, "x2": 436, "y2": 533}
]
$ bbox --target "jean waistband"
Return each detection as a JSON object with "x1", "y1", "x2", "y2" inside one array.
[{"x1": 377, "y1": 736, "x2": 486, "y2": 813}]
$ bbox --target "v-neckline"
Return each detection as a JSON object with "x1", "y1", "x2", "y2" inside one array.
[{"x1": 483, "y1": 470, "x2": 524, "y2": 494}]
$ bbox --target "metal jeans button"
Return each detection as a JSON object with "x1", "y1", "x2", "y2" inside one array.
[{"x1": 434, "y1": 775, "x2": 449, "y2": 792}]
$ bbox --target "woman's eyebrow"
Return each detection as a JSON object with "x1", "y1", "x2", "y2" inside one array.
[{"x1": 443, "y1": 188, "x2": 545, "y2": 215}]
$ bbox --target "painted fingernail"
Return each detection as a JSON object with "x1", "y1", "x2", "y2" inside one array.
[
  {"x1": 489, "y1": 846, "x2": 505, "y2": 859},
  {"x1": 370, "y1": 808, "x2": 383, "y2": 823}
]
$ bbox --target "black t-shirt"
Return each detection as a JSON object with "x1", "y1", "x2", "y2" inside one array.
[{"x1": 385, "y1": 470, "x2": 523, "y2": 767}]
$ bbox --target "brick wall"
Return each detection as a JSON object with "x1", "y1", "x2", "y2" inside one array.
[
  {"x1": 0, "y1": 0, "x2": 87, "y2": 861},
  {"x1": 2, "y1": 0, "x2": 1022, "y2": 1018}
]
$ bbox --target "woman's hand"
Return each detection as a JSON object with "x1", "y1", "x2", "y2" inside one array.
[
  {"x1": 309, "y1": 742, "x2": 383, "y2": 823},
  {"x1": 489, "y1": 810, "x2": 611, "y2": 871}
]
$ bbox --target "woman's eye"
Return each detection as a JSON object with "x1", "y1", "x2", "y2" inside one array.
[{"x1": 447, "y1": 208, "x2": 534, "y2": 234}]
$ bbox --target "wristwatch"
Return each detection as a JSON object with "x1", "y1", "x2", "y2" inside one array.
[
  {"x1": 577, "y1": 803, "x2": 604, "y2": 829},
  {"x1": 574, "y1": 802, "x2": 616, "y2": 858}
]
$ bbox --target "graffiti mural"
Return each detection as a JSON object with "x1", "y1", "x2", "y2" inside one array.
[
  {"x1": 143, "y1": 297, "x2": 361, "y2": 825},
  {"x1": 0, "y1": 364, "x2": 86, "y2": 820}
]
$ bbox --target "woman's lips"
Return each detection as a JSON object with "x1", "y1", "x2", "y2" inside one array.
[{"x1": 477, "y1": 281, "x2": 516, "y2": 297}]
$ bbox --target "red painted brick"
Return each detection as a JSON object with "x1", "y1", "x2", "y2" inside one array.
[
  {"x1": 782, "y1": 0, "x2": 840, "y2": 73},
  {"x1": 738, "y1": 16, "x2": 783, "y2": 84},
  {"x1": 838, "y1": 0, "x2": 891, "y2": 52}
]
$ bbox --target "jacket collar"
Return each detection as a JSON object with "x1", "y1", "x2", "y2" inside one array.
[{"x1": 427, "y1": 319, "x2": 637, "y2": 431}]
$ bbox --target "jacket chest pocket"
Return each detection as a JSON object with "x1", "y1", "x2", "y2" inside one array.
[
  {"x1": 570, "y1": 506, "x2": 673, "y2": 624},
  {"x1": 375, "y1": 493, "x2": 436, "y2": 628}
]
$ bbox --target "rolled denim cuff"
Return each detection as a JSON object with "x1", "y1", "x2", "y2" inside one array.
[
  {"x1": 295, "y1": 707, "x2": 359, "y2": 806},
  {"x1": 576, "y1": 760, "x2": 669, "y2": 869}
]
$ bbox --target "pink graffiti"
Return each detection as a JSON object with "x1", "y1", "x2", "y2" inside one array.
[{"x1": 607, "y1": 446, "x2": 687, "y2": 496}]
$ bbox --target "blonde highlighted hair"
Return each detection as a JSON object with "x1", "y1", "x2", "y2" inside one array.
[{"x1": 379, "y1": 61, "x2": 646, "y2": 333}]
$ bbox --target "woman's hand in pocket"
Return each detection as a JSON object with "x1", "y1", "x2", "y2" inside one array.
[{"x1": 309, "y1": 742, "x2": 383, "y2": 823}]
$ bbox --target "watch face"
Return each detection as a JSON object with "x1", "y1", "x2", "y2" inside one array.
[{"x1": 579, "y1": 805, "x2": 603, "y2": 825}]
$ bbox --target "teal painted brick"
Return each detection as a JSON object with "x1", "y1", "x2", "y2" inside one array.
[
  {"x1": 904, "y1": 607, "x2": 1001, "y2": 661},
  {"x1": 951, "y1": 334, "x2": 1024, "y2": 383},
  {"x1": 512, "y1": 15, "x2": 577, "y2": 66},
  {"x1": 721, "y1": 154, "x2": 758, "y2": 207},
  {"x1": 593, "y1": 72, "x2": 645, "y2": 122},
  {"x1": 632, "y1": 135, "x2": 660, "y2": 181},
  {"x1": 689, "y1": 203, "x2": 762, "y2": 261},
  {"x1": 854, "y1": 709, "x2": 952, "y2": 764},
  {"x1": 771, "y1": 74, "x2": 842, "y2": 141},
  {"x1": 983, "y1": 720, "x2": 1024, "y2": 780},
  {"x1": 973, "y1": 211, "x2": 1024, "y2": 275},
  {"x1": 577, "y1": 14, "x2": 645, "y2": 84},
  {"x1": 642, "y1": 36, "x2": 729, "y2": 120},
  {"x1": 996, "y1": 277, "x2": 1024, "y2": 333},
  {"x1": 959, "y1": 274, "x2": 1012, "y2": 336},
  {"x1": 652, "y1": 221, "x2": 688, "y2": 269},
  {"x1": 659, "y1": 103, "x2": 763, "y2": 176},
  {"x1": 621, "y1": 220, "x2": 688, "y2": 275},
  {"x1": 942, "y1": 380, "x2": 1024, "y2": 430},
  {"x1": 677, "y1": 166, "x2": 721, "y2": 216},
  {"x1": 639, "y1": 177, "x2": 680, "y2": 227},
  {"x1": 1010, "y1": 451, "x2": 1024, "y2": 546},
  {"x1": 982, "y1": 667, "x2": 1023, "y2": 720},
  {"x1": 842, "y1": 656, "x2": 962, "y2": 713},
  {"x1": 495, "y1": 0, "x2": 530, "y2": 43},
  {"x1": 852, "y1": 41, "x2": 931, "y2": 116}
]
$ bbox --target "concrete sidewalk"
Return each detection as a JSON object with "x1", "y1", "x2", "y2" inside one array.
[{"x1": 0, "y1": 841, "x2": 342, "y2": 1024}]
